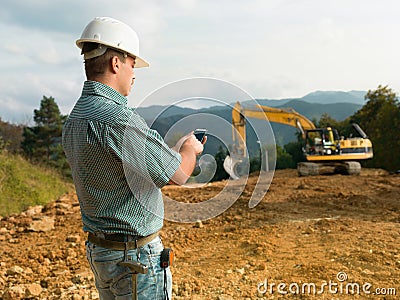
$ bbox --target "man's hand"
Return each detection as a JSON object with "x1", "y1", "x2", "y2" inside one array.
[
  {"x1": 172, "y1": 131, "x2": 205, "y2": 154},
  {"x1": 170, "y1": 132, "x2": 207, "y2": 185}
]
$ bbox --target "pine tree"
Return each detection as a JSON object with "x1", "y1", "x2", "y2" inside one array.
[{"x1": 22, "y1": 96, "x2": 67, "y2": 171}]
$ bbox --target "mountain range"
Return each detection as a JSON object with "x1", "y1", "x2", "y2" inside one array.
[
  {"x1": 137, "y1": 90, "x2": 366, "y2": 120},
  {"x1": 135, "y1": 90, "x2": 367, "y2": 156},
  {"x1": 255, "y1": 90, "x2": 366, "y2": 106}
]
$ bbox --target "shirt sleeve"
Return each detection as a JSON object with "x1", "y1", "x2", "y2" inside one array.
[{"x1": 108, "y1": 114, "x2": 182, "y2": 189}]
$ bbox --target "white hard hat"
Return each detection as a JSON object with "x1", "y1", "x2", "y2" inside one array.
[{"x1": 76, "y1": 17, "x2": 149, "y2": 68}]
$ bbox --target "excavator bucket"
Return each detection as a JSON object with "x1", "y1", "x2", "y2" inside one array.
[
  {"x1": 223, "y1": 155, "x2": 250, "y2": 180},
  {"x1": 223, "y1": 156, "x2": 240, "y2": 180}
]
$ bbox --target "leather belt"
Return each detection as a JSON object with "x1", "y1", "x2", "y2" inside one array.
[
  {"x1": 103, "y1": 233, "x2": 143, "y2": 242},
  {"x1": 88, "y1": 231, "x2": 159, "y2": 250}
]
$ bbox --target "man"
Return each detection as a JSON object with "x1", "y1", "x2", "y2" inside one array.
[{"x1": 62, "y1": 17, "x2": 204, "y2": 299}]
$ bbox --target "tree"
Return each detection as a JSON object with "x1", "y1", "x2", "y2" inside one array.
[
  {"x1": 22, "y1": 96, "x2": 68, "y2": 172},
  {"x1": 0, "y1": 136, "x2": 5, "y2": 153},
  {"x1": 212, "y1": 146, "x2": 229, "y2": 181},
  {"x1": 284, "y1": 140, "x2": 304, "y2": 166},
  {"x1": 274, "y1": 145, "x2": 295, "y2": 169},
  {"x1": 351, "y1": 85, "x2": 400, "y2": 171},
  {"x1": 0, "y1": 118, "x2": 24, "y2": 153},
  {"x1": 317, "y1": 113, "x2": 340, "y2": 130}
]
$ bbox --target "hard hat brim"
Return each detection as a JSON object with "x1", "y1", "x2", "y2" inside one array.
[{"x1": 76, "y1": 38, "x2": 149, "y2": 68}]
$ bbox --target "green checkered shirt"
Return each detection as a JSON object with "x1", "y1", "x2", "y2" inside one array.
[{"x1": 62, "y1": 81, "x2": 181, "y2": 236}]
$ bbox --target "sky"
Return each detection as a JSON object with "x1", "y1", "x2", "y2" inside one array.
[{"x1": 1, "y1": 0, "x2": 399, "y2": 123}]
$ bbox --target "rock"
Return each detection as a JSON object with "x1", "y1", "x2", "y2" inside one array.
[
  {"x1": 58, "y1": 195, "x2": 71, "y2": 202},
  {"x1": 194, "y1": 220, "x2": 204, "y2": 228},
  {"x1": 65, "y1": 248, "x2": 77, "y2": 259},
  {"x1": 7, "y1": 265, "x2": 24, "y2": 275},
  {"x1": 3, "y1": 285, "x2": 25, "y2": 300},
  {"x1": 24, "y1": 205, "x2": 43, "y2": 217},
  {"x1": 233, "y1": 215, "x2": 243, "y2": 221},
  {"x1": 235, "y1": 268, "x2": 245, "y2": 274},
  {"x1": 90, "y1": 290, "x2": 99, "y2": 299},
  {"x1": 297, "y1": 182, "x2": 309, "y2": 189},
  {"x1": 362, "y1": 269, "x2": 375, "y2": 275},
  {"x1": 66, "y1": 235, "x2": 81, "y2": 243},
  {"x1": 72, "y1": 293, "x2": 81, "y2": 300},
  {"x1": 45, "y1": 250, "x2": 57, "y2": 260},
  {"x1": 217, "y1": 296, "x2": 235, "y2": 300},
  {"x1": 71, "y1": 270, "x2": 92, "y2": 284},
  {"x1": 28, "y1": 216, "x2": 55, "y2": 232},
  {"x1": 172, "y1": 284, "x2": 179, "y2": 295},
  {"x1": 302, "y1": 226, "x2": 315, "y2": 234},
  {"x1": 25, "y1": 283, "x2": 42, "y2": 298},
  {"x1": 40, "y1": 279, "x2": 49, "y2": 288},
  {"x1": 52, "y1": 268, "x2": 69, "y2": 276},
  {"x1": 256, "y1": 263, "x2": 266, "y2": 270},
  {"x1": 56, "y1": 202, "x2": 72, "y2": 210},
  {"x1": 54, "y1": 287, "x2": 64, "y2": 295},
  {"x1": 0, "y1": 228, "x2": 9, "y2": 241}
]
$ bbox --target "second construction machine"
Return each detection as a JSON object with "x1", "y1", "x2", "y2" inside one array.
[{"x1": 224, "y1": 102, "x2": 373, "y2": 177}]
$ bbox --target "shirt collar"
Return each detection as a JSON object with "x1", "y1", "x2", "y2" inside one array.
[{"x1": 82, "y1": 80, "x2": 128, "y2": 106}]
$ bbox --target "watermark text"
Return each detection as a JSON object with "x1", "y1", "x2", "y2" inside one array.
[{"x1": 257, "y1": 272, "x2": 396, "y2": 296}]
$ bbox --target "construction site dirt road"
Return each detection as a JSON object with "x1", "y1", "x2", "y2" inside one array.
[{"x1": 1, "y1": 168, "x2": 400, "y2": 299}]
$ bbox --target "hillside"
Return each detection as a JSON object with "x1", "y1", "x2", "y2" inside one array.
[
  {"x1": 301, "y1": 90, "x2": 366, "y2": 105},
  {"x1": 276, "y1": 99, "x2": 362, "y2": 121},
  {"x1": 0, "y1": 153, "x2": 72, "y2": 216},
  {"x1": 1, "y1": 169, "x2": 399, "y2": 299},
  {"x1": 253, "y1": 90, "x2": 366, "y2": 106}
]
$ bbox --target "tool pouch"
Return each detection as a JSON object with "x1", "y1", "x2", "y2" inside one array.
[{"x1": 160, "y1": 248, "x2": 174, "y2": 268}]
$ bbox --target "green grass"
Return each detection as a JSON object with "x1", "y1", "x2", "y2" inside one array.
[{"x1": 0, "y1": 152, "x2": 73, "y2": 216}]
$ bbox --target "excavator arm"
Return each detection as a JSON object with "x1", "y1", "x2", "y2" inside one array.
[
  {"x1": 225, "y1": 101, "x2": 316, "y2": 179},
  {"x1": 230, "y1": 101, "x2": 315, "y2": 158}
]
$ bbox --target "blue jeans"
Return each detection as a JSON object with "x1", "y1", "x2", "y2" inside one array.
[{"x1": 86, "y1": 236, "x2": 172, "y2": 300}]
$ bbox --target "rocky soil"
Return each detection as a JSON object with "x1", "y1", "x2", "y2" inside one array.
[{"x1": 1, "y1": 169, "x2": 400, "y2": 299}]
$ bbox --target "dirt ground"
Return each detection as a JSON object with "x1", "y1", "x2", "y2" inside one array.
[{"x1": 1, "y1": 168, "x2": 400, "y2": 299}]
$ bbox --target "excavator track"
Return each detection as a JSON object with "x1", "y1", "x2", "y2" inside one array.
[{"x1": 297, "y1": 161, "x2": 361, "y2": 176}]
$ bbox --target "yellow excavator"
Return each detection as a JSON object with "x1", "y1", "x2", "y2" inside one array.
[{"x1": 224, "y1": 102, "x2": 373, "y2": 177}]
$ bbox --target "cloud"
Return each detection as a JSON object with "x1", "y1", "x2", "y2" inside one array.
[{"x1": 1, "y1": 0, "x2": 400, "y2": 123}]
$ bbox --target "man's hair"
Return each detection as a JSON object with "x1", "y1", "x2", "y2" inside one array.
[{"x1": 82, "y1": 43, "x2": 127, "y2": 80}]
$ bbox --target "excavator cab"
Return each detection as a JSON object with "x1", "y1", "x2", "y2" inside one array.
[{"x1": 304, "y1": 127, "x2": 340, "y2": 156}]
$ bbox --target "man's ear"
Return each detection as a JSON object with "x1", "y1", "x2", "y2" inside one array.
[{"x1": 111, "y1": 56, "x2": 120, "y2": 74}]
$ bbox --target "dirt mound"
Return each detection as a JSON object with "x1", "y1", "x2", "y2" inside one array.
[{"x1": 1, "y1": 169, "x2": 400, "y2": 299}]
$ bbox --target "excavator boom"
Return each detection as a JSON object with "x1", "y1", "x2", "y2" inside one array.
[{"x1": 231, "y1": 102, "x2": 315, "y2": 157}]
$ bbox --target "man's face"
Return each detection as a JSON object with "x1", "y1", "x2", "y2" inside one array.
[{"x1": 119, "y1": 56, "x2": 136, "y2": 96}]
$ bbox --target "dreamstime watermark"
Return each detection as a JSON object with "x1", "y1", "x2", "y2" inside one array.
[
  {"x1": 257, "y1": 271, "x2": 397, "y2": 296},
  {"x1": 122, "y1": 77, "x2": 277, "y2": 222}
]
